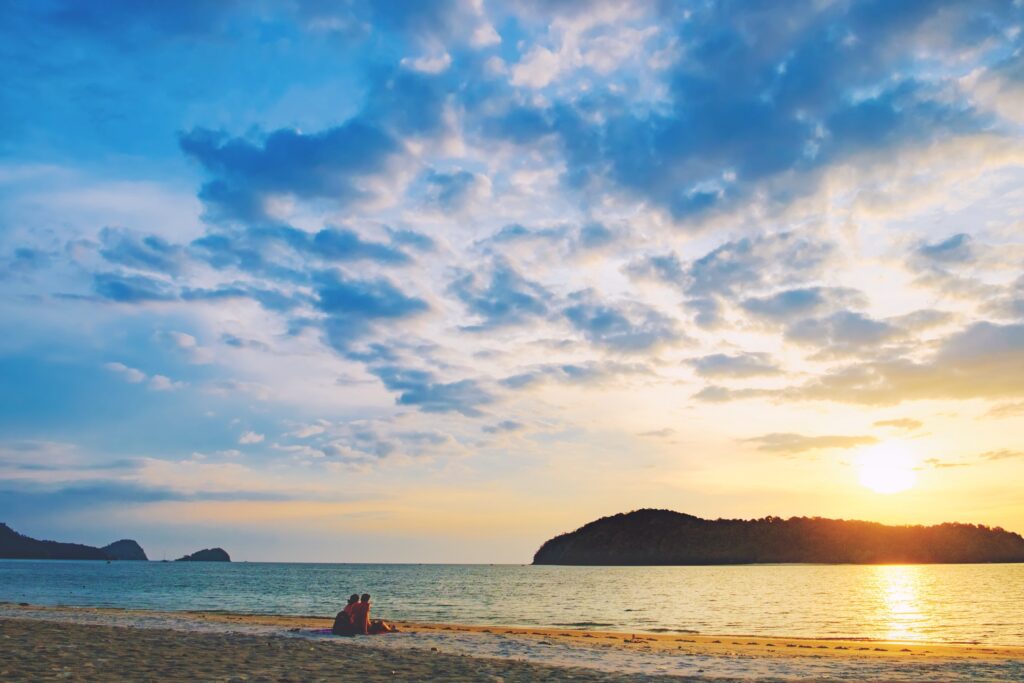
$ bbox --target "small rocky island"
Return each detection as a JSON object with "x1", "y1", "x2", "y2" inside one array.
[
  {"x1": 102, "y1": 539, "x2": 148, "y2": 561},
  {"x1": 533, "y1": 509, "x2": 1024, "y2": 565},
  {"x1": 175, "y1": 548, "x2": 231, "y2": 562}
]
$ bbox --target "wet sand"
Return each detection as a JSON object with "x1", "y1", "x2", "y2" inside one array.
[{"x1": 2, "y1": 603, "x2": 1023, "y2": 680}]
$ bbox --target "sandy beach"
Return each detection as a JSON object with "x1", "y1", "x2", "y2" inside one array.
[{"x1": 2, "y1": 603, "x2": 1023, "y2": 681}]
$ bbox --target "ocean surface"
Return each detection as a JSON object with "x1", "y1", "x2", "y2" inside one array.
[{"x1": 1, "y1": 561, "x2": 1022, "y2": 645}]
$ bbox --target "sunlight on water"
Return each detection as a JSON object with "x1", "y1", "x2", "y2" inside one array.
[
  {"x1": 1, "y1": 561, "x2": 1022, "y2": 645},
  {"x1": 874, "y1": 566, "x2": 925, "y2": 642}
]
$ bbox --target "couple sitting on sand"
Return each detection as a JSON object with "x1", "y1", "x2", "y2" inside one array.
[{"x1": 332, "y1": 593, "x2": 397, "y2": 636}]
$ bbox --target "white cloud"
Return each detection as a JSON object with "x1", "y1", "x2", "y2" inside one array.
[
  {"x1": 239, "y1": 431, "x2": 265, "y2": 445},
  {"x1": 104, "y1": 362, "x2": 146, "y2": 383}
]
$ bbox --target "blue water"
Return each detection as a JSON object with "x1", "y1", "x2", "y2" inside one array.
[{"x1": 2, "y1": 561, "x2": 1023, "y2": 645}]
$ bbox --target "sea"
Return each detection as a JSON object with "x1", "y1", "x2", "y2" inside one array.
[{"x1": 1, "y1": 561, "x2": 1022, "y2": 646}]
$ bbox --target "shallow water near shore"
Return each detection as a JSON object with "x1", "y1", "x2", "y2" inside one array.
[{"x1": 2, "y1": 561, "x2": 1022, "y2": 645}]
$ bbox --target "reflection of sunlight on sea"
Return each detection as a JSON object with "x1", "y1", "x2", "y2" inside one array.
[
  {"x1": 872, "y1": 566, "x2": 926, "y2": 641},
  {"x1": 1, "y1": 561, "x2": 1023, "y2": 645}
]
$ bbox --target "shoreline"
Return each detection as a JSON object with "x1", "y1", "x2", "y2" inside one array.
[
  {"x1": 3, "y1": 601, "x2": 1022, "y2": 653},
  {"x1": 2, "y1": 602, "x2": 1023, "y2": 680}
]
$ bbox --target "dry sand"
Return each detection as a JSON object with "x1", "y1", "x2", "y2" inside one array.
[{"x1": 2, "y1": 603, "x2": 1023, "y2": 681}]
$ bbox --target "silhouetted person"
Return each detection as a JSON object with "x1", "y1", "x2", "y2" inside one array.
[
  {"x1": 332, "y1": 593, "x2": 360, "y2": 636},
  {"x1": 352, "y1": 593, "x2": 397, "y2": 634}
]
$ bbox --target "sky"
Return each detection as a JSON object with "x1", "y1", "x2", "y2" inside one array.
[{"x1": 1, "y1": 0, "x2": 1023, "y2": 563}]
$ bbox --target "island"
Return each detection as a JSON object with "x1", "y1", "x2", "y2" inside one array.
[
  {"x1": 101, "y1": 539, "x2": 148, "y2": 561},
  {"x1": 0, "y1": 523, "x2": 146, "y2": 561},
  {"x1": 533, "y1": 509, "x2": 1024, "y2": 565},
  {"x1": 175, "y1": 548, "x2": 231, "y2": 562}
]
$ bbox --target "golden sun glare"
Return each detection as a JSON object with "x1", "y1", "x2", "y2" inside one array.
[{"x1": 856, "y1": 443, "x2": 918, "y2": 494}]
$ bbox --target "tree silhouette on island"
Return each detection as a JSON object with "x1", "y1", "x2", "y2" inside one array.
[{"x1": 533, "y1": 509, "x2": 1024, "y2": 565}]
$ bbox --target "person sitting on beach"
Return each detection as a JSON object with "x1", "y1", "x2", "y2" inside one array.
[
  {"x1": 352, "y1": 593, "x2": 397, "y2": 635},
  {"x1": 331, "y1": 594, "x2": 360, "y2": 636}
]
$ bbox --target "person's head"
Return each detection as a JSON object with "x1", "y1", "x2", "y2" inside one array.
[
  {"x1": 360, "y1": 593, "x2": 370, "y2": 603},
  {"x1": 348, "y1": 594, "x2": 359, "y2": 605}
]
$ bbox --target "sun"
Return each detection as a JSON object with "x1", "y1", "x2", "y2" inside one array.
[{"x1": 856, "y1": 442, "x2": 917, "y2": 494}]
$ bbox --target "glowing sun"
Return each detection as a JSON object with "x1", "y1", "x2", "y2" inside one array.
[{"x1": 857, "y1": 443, "x2": 917, "y2": 494}]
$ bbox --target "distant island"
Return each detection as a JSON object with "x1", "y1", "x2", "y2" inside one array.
[
  {"x1": 0, "y1": 523, "x2": 146, "y2": 561},
  {"x1": 102, "y1": 540, "x2": 148, "y2": 561},
  {"x1": 533, "y1": 509, "x2": 1024, "y2": 565},
  {"x1": 175, "y1": 548, "x2": 231, "y2": 562},
  {"x1": 1, "y1": 524, "x2": 231, "y2": 563}
]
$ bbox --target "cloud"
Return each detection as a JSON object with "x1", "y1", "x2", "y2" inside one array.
[
  {"x1": 104, "y1": 362, "x2": 146, "y2": 384},
  {"x1": 500, "y1": 360, "x2": 650, "y2": 389},
  {"x1": 93, "y1": 272, "x2": 175, "y2": 302},
  {"x1": 873, "y1": 418, "x2": 923, "y2": 432},
  {"x1": 741, "y1": 287, "x2": 865, "y2": 323},
  {"x1": 104, "y1": 362, "x2": 184, "y2": 391},
  {"x1": 99, "y1": 227, "x2": 185, "y2": 274},
  {"x1": 448, "y1": 259, "x2": 550, "y2": 330},
  {"x1": 371, "y1": 366, "x2": 492, "y2": 416},
  {"x1": 148, "y1": 374, "x2": 185, "y2": 391},
  {"x1": 783, "y1": 322, "x2": 1024, "y2": 405},
  {"x1": 563, "y1": 291, "x2": 680, "y2": 352},
  {"x1": 422, "y1": 169, "x2": 490, "y2": 210},
  {"x1": 160, "y1": 331, "x2": 213, "y2": 364},
  {"x1": 785, "y1": 311, "x2": 901, "y2": 356},
  {"x1": 985, "y1": 402, "x2": 1024, "y2": 419},
  {"x1": 916, "y1": 233, "x2": 974, "y2": 264},
  {"x1": 981, "y1": 449, "x2": 1024, "y2": 461},
  {"x1": 179, "y1": 122, "x2": 400, "y2": 223},
  {"x1": 689, "y1": 352, "x2": 780, "y2": 378},
  {"x1": 482, "y1": 420, "x2": 523, "y2": 434},
  {"x1": 315, "y1": 270, "x2": 429, "y2": 349},
  {"x1": 238, "y1": 431, "x2": 264, "y2": 445},
  {"x1": 744, "y1": 433, "x2": 877, "y2": 455}
]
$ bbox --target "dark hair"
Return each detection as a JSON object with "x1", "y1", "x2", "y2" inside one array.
[
  {"x1": 348, "y1": 594, "x2": 359, "y2": 604},
  {"x1": 360, "y1": 593, "x2": 371, "y2": 602}
]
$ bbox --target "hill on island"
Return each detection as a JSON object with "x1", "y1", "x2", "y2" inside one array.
[
  {"x1": 0, "y1": 523, "x2": 145, "y2": 561},
  {"x1": 533, "y1": 509, "x2": 1024, "y2": 565},
  {"x1": 175, "y1": 547, "x2": 231, "y2": 562},
  {"x1": 102, "y1": 539, "x2": 148, "y2": 561}
]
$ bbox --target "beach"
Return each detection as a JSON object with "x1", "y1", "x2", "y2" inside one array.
[{"x1": 2, "y1": 603, "x2": 1023, "y2": 681}]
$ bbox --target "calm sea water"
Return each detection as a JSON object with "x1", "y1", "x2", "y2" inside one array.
[{"x1": 1, "y1": 561, "x2": 1022, "y2": 645}]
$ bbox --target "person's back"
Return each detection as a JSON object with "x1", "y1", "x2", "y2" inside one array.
[
  {"x1": 350, "y1": 593, "x2": 371, "y2": 635},
  {"x1": 332, "y1": 594, "x2": 360, "y2": 636}
]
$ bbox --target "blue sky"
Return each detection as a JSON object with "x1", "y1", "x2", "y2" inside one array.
[{"x1": 2, "y1": 0, "x2": 1024, "y2": 562}]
